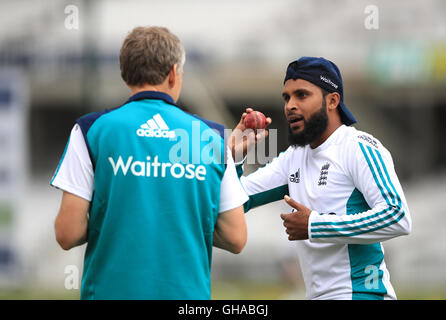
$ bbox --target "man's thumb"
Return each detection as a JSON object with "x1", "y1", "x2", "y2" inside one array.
[
  {"x1": 284, "y1": 195, "x2": 302, "y2": 210},
  {"x1": 280, "y1": 213, "x2": 289, "y2": 221}
]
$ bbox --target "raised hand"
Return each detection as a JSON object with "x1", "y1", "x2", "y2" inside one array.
[{"x1": 229, "y1": 108, "x2": 272, "y2": 162}]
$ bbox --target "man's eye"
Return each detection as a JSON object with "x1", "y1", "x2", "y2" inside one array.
[{"x1": 298, "y1": 92, "x2": 307, "y2": 98}]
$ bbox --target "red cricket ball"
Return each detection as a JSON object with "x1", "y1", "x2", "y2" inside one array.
[{"x1": 243, "y1": 111, "x2": 267, "y2": 130}]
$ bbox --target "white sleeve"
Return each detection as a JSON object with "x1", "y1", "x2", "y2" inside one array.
[
  {"x1": 50, "y1": 124, "x2": 94, "y2": 201},
  {"x1": 218, "y1": 146, "x2": 249, "y2": 213},
  {"x1": 308, "y1": 138, "x2": 412, "y2": 244},
  {"x1": 237, "y1": 147, "x2": 291, "y2": 211}
]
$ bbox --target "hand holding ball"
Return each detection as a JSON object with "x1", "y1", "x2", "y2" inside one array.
[
  {"x1": 231, "y1": 109, "x2": 270, "y2": 161},
  {"x1": 243, "y1": 111, "x2": 267, "y2": 130}
]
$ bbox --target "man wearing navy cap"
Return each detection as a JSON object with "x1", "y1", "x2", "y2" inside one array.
[{"x1": 230, "y1": 57, "x2": 412, "y2": 300}]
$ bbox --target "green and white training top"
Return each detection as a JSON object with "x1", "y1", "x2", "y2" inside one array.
[
  {"x1": 51, "y1": 91, "x2": 248, "y2": 300},
  {"x1": 238, "y1": 124, "x2": 411, "y2": 300}
]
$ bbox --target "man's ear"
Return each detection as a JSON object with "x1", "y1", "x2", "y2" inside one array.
[
  {"x1": 168, "y1": 63, "x2": 178, "y2": 88},
  {"x1": 327, "y1": 92, "x2": 341, "y2": 111}
]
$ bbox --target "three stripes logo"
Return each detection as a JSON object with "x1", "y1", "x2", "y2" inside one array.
[
  {"x1": 289, "y1": 169, "x2": 300, "y2": 183},
  {"x1": 136, "y1": 113, "x2": 176, "y2": 138}
]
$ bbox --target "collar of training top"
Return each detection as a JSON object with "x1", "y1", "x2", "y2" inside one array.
[{"x1": 126, "y1": 91, "x2": 176, "y2": 106}]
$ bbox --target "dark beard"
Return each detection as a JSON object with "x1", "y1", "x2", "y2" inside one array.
[{"x1": 287, "y1": 102, "x2": 328, "y2": 147}]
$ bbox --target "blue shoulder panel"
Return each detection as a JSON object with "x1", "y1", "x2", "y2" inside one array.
[
  {"x1": 186, "y1": 113, "x2": 226, "y2": 168},
  {"x1": 189, "y1": 113, "x2": 225, "y2": 139},
  {"x1": 76, "y1": 105, "x2": 125, "y2": 170}
]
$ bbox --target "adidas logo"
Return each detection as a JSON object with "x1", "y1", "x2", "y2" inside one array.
[
  {"x1": 289, "y1": 169, "x2": 300, "y2": 183},
  {"x1": 136, "y1": 114, "x2": 176, "y2": 138}
]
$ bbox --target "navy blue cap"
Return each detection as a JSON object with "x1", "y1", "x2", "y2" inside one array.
[{"x1": 284, "y1": 57, "x2": 357, "y2": 126}]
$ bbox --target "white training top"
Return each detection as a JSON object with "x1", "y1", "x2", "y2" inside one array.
[{"x1": 239, "y1": 125, "x2": 411, "y2": 300}]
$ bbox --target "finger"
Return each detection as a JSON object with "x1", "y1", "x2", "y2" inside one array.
[
  {"x1": 255, "y1": 129, "x2": 269, "y2": 142},
  {"x1": 265, "y1": 117, "x2": 272, "y2": 127},
  {"x1": 237, "y1": 130, "x2": 256, "y2": 156},
  {"x1": 237, "y1": 109, "x2": 252, "y2": 126},
  {"x1": 284, "y1": 195, "x2": 304, "y2": 211},
  {"x1": 282, "y1": 219, "x2": 289, "y2": 228},
  {"x1": 288, "y1": 234, "x2": 298, "y2": 241},
  {"x1": 280, "y1": 213, "x2": 289, "y2": 221},
  {"x1": 237, "y1": 112, "x2": 248, "y2": 127},
  {"x1": 244, "y1": 130, "x2": 256, "y2": 149},
  {"x1": 237, "y1": 109, "x2": 256, "y2": 129}
]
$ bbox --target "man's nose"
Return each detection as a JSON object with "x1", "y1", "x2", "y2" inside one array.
[{"x1": 285, "y1": 98, "x2": 299, "y2": 112}]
